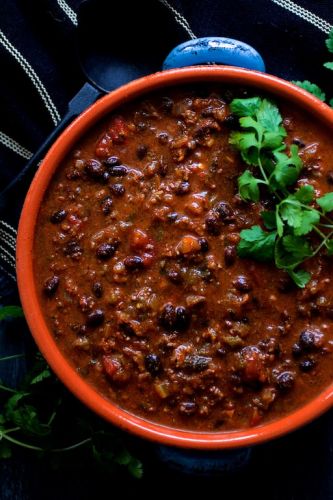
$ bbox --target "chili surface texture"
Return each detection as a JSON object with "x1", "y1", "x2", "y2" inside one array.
[{"x1": 35, "y1": 86, "x2": 333, "y2": 431}]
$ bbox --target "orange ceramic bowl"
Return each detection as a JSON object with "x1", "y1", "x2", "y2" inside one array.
[{"x1": 16, "y1": 66, "x2": 333, "y2": 449}]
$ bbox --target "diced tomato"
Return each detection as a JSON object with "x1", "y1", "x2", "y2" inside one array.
[
  {"x1": 108, "y1": 116, "x2": 128, "y2": 144},
  {"x1": 95, "y1": 133, "x2": 112, "y2": 158},
  {"x1": 102, "y1": 355, "x2": 121, "y2": 378},
  {"x1": 130, "y1": 229, "x2": 149, "y2": 250}
]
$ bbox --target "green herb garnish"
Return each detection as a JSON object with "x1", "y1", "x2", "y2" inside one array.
[
  {"x1": 0, "y1": 311, "x2": 142, "y2": 478},
  {"x1": 293, "y1": 29, "x2": 333, "y2": 106},
  {"x1": 229, "y1": 96, "x2": 333, "y2": 288}
]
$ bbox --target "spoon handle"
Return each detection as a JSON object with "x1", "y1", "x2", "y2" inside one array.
[{"x1": 0, "y1": 82, "x2": 102, "y2": 223}]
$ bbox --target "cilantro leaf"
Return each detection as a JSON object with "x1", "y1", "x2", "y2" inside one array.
[
  {"x1": 324, "y1": 62, "x2": 333, "y2": 71},
  {"x1": 282, "y1": 235, "x2": 313, "y2": 260},
  {"x1": 294, "y1": 185, "x2": 315, "y2": 204},
  {"x1": 261, "y1": 211, "x2": 277, "y2": 230},
  {"x1": 229, "y1": 131, "x2": 259, "y2": 165},
  {"x1": 30, "y1": 369, "x2": 52, "y2": 385},
  {"x1": 256, "y1": 99, "x2": 283, "y2": 132},
  {"x1": 271, "y1": 145, "x2": 302, "y2": 189},
  {"x1": 326, "y1": 30, "x2": 333, "y2": 53},
  {"x1": 0, "y1": 306, "x2": 23, "y2": 321},
  {"x1": 229, "y1": 95, "x2": 333, "y2": 288},
  {"x1": 288, "y1": 269, "x2": 311, "y2": 288},
  {"x1": 317, "y1": 192, "x2": 333, "y2": 213},
  {"x1": 292, "y1": 80, "x2": 326, "y2": 101},
  {"x1": 238, "y1": 170, "x2": 262, "y2": 202},
  {"x1": 279, "y1": 198, "x2": 320, "y2": 236},
  {"x1": 0, "y1": 442, "x2": 12, "y2": 459},
  {"x1": 237, "y1": 226, "x2": 276, "y2": 262},
  {"x1": 230, "y1": 97, "x2": 262, "y2": 117}
]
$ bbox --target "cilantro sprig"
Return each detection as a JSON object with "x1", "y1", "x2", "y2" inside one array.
[
  {"x1": 0, "y1": 309, "x2": 142, "y2": 478},
  {"x1": 293, "y1": 29, "x2": 333, "y2": 107},
  {"x1": 230, "y1": 97, "x2": 333, "y2": 288}
]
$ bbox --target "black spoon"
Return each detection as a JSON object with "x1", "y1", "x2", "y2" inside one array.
[{"x1": 0, "y1": 0, "x2": 185, "y2": 221}]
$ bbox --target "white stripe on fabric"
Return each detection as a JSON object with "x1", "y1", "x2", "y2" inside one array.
[
  {"x1": 0, "y1": 229, "x2": 16, "y2": 253},
  {"x1": 270, "y1": 0, "x2": 333, "y2": 34},
  {"x1": 0, "y1": 262, "x2": 16, "y2": 282},
  {"x1": 57, "y1": 0, "x2": 78, "y2": 26},
  {"x1": 0, "y1": 243, "x2": 16, "y2": 269},
  {"x1": 0, "y1": 220, "x2": 17, "y2": 236},
  {"x1": 0, "y1": 131, "x2": 32, "y2": 160},
  {"x1": 0, "y1": 29, "x2": 61, "y2": 125},
  {"x1": 158, "y1": 0, "x2": 197, "y2": 40}
]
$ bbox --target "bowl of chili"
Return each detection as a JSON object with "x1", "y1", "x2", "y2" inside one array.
[{"x1": 16, "y1": 65, "x2": 333, "y2": 449}]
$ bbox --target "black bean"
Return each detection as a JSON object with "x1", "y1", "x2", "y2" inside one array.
[
  {"x1": 78, "y1": 324, "x2": 88, "y2": 336},
  {"x1": 157, "y1": 132, "x2": 169, "y2": 144},
  {"x1": 224, "y1": 245, "x2": 236, "y2": 266},
  {"x1": 198, "y1": 237, "x2": 209, "y2": 253},
  {"x1": 184, "y1": 355, "x2": 211, "y2": 372},
  {"x1": 110, "y1": 183, "x2": 125, "y2": 197},
  {"x1": 167, "y1": 212, "x2": 178, "y2": 223},
  {"x1": 292, "y1": 343, "x2": 302, "y2": 357},
  {"x1": 327, "y1": 171, "x2": 333, "y2": 184},
  {"x1": 175, "y1": 306, "x2": 191, "y2": 331},
  {"x1": 175, "y1": 181, "x2": 190, "y2": 195},
  {"x1": 299, "y1": 358, "x2": 316, "y2": 372},
  {"x1": 86, "y1": 309, "x2": 105, "y2": 327},
  {"x1": 292, "y1": 138, "x2": 305, "y2": 148},
  {"x1": 63, "y1": 240, "x2": 82, "y2": 257},
  {"x1": 214, "y1": 201, "x2": 234, "y2": 222},
  {"x1": 119, "y1": 321, "x2": 136, "y2": 336},
  {"x1": 179, "y1": 401, "x2": 197, "y2": 416},
  {"x1": 102, "y1": 171, "x2": 110, "y2": 183},
  {"x1": 158, "y1": 161, "x2": 168, "y2": 177},
  {"x1": 43, "y1": 275, "x2": 59, "y2": 296},
  {"x1": 136, "y1": 121, "x2": 146, "y2": 132},
  {"x1": 85, "y1": 159, "x2": 104, "y2": 180},
  {"x1": 50, "y1": 209, "x2": 67, "y2": 224},
  {"x1": 123, "y1": 255, "x2": 144, "y2": 270},
  {"x1": 144, "y1": 354, "x2": 162, "y2": 375},
  {"x1": 96, "y1": 243, "x2": 118, "y2": 260},
  {"x1": 276, "y1": 371, "x2": 295, "y2": 391},
  {"x1": 104, "y1": 156, "x2": 120, "y2": 167},
  {"x1": 136, "y1": 144, "x2": 148, "y2": 159},
  {"x1": 108, "y1": 165, "x2": 128, "y2": 177},
  {"x1": 216, "y1": 347, "x2": 227, "y2": 357},
  {"x1": 161, "y1": 96, "x2": 173, "y2": 113},
  {"x1": 92, "y1": 282, "x2": 103, "y2": 298},
  {"x1": 223, "y1": 114, "x2": 238, "y2": 128},
  {"x1": 233, "y1": 275, "x2": 252, "y2": 292},
  {"x1": 299, "y1": 329, "x2": 322, "y2": 351},
  {"x1": 205, "y1": 212, "x2": 221, "y2": 235},
  {"x1": 278, "y1": 275, "x2": 296, "y2": 293},
  {"x1": 166, "y1": 268, "x2": 182, "y2": 284},
  {"x1": 159, "y1": 303, "x2": 191, "y2": 331},
  {"x1": 101, "y1": 196, "x2": 113, "y2": 215}
]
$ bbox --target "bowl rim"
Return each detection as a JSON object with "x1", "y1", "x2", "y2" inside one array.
[{"x1": 16, "y1": 65, "x2": 333, "y2": 449}]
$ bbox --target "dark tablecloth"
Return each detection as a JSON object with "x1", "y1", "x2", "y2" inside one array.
[{"x1": 1, "y1": 1, "x2": 333, "y2": 498}]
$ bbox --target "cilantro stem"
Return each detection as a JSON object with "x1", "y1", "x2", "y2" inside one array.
[
  {"x1": 312, "y1": 229, "x2": 333, "y2": 257},
  {"x1": 313, "y1": 226, "x2": 327, "y2": 239},
  {"x1": 257, "y1": 156, "x2": 269, "y2": 185},
  {"x1": 52, "y1": 437, "x2": 92, "y2": 453},
  {"x1": 0, "y1": 383, "x2": 17, "y2": 393},
  {"x1": 0, "y1": 354, "x2": 25, "y2": 362},
  {"x1": 1, "y1": 432, "x2": 44, "y2": 451},
  {"x1": 0, "y1": 427, "x2": 92, "y2": 454}
]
